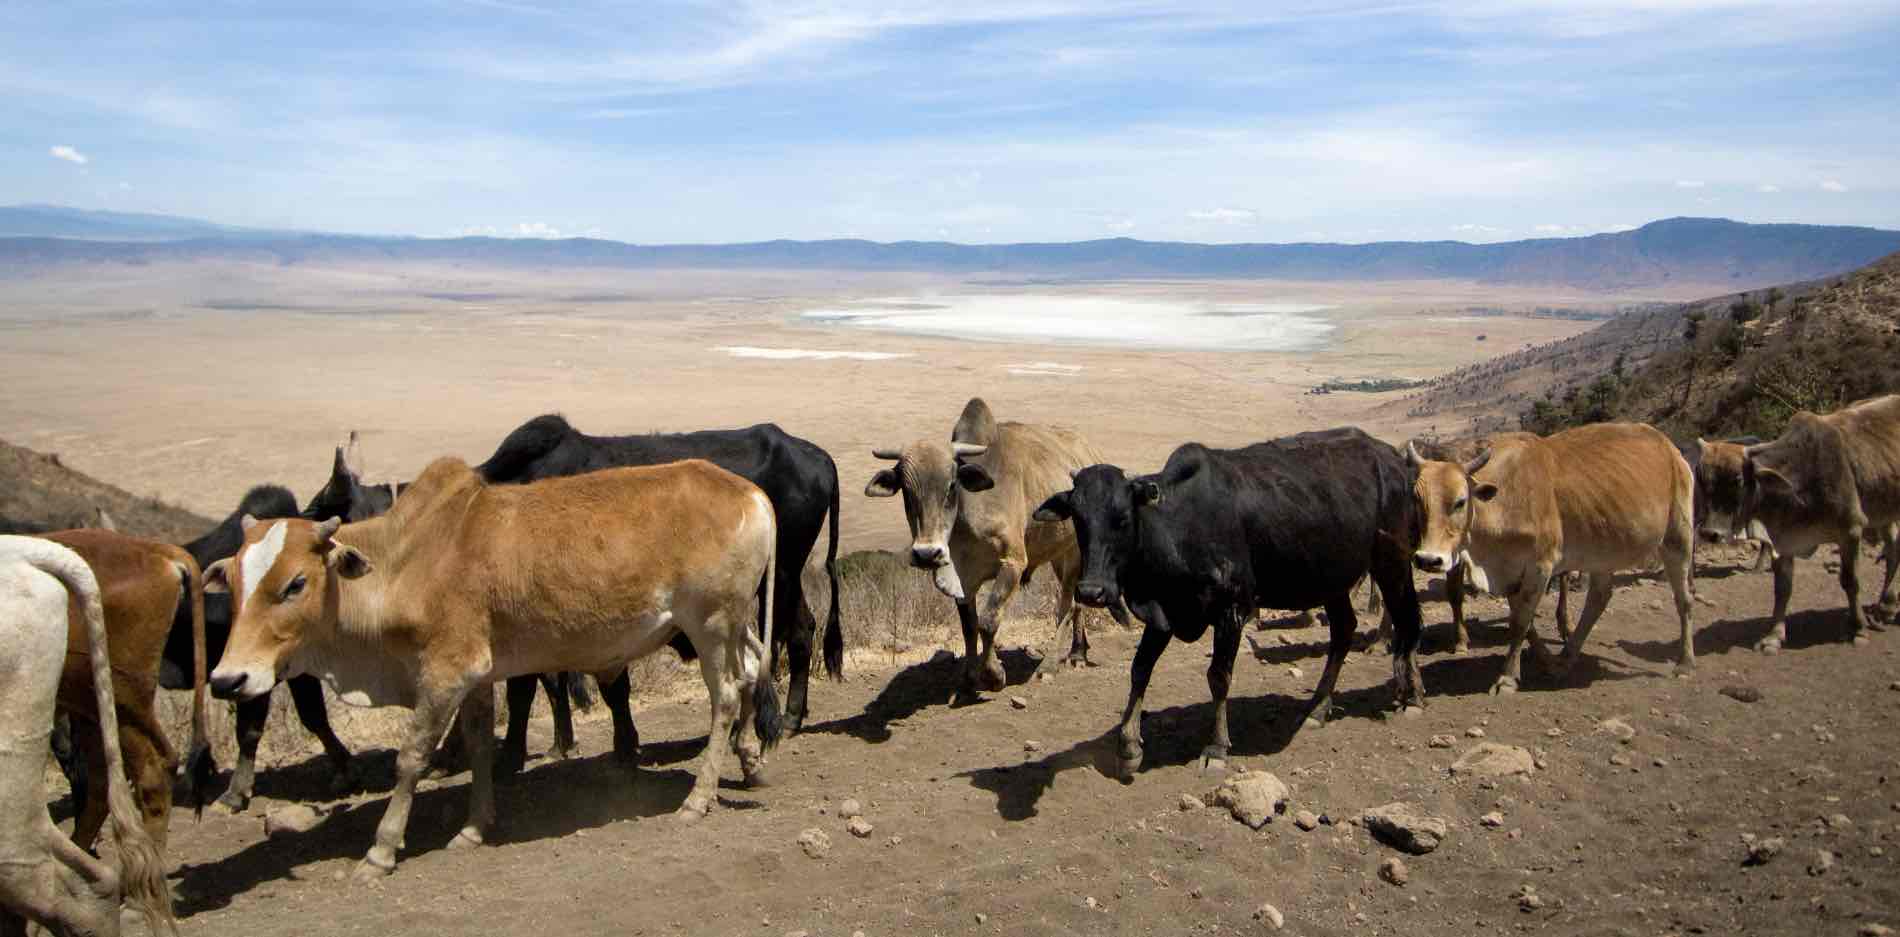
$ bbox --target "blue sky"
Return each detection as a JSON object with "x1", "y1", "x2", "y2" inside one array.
[{"x1": 5, "y1": 1, "x2": 1897, "y2": 244}]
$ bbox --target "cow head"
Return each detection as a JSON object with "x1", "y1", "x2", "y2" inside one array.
[
  {"x1": 1693, "y1": 438, "x2": 1752, "y2": 542},
  {"x1": 1406, "y1": 442, "x2": 1496, "y2": 573},
  {"x1": 303, "y1": 433, "x2": 402, "y2": 523},
  {"x1": 1740, "y1": 443, "x2": 1804, "y2": 525},
  {"x1": 1033, "y1": 464, "x2": 1152, "y2": 612},
  {"x1": 202, "y1": 514, "x2": 372, "y2": 701},
  {"x1": 864, "y1": 439, "x2": 994, "y2": 598}
]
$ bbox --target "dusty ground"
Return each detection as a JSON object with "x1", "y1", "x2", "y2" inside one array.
[
  {"x1": 0, "y1": 260, "x2": 1722, "y2": 554},
  {"x1": 108, "y1": 543, "x2": 1898, "y2": 937}
]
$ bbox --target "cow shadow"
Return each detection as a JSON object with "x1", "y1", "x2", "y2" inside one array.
[
  {"x1": 958, "y1": 683, "x2": 1394, "y2": 822},
  {"x1": 1618, "y1": 606, "x2": 1858, "y2": 664},
  {"x1": 173, "y1": 745, "x2": 719, "y2": 916},
  {"x1": 800, "y1": 647, "x2": 1043, "y2": 744}
]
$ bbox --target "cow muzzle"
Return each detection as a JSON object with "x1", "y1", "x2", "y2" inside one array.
[
  {"x1": 909, "y1": 543, "x2": 948, "y2": 569},
  {"x1": 208, "y1": 665, "x2": 274, "y2": 701},
  {"x1": 1075, "y1": 580, "x2": 1115, "y2": 609},
  {"x1": 1412, "y1": 551, "x2": 1451, "y2": 574}
]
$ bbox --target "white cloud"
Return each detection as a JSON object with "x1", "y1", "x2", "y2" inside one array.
[
  {"x1": 1187, "y1": 207, "x2": 1257, "y2": 224},
  {"x1": 1450, "y1": 223, "x2": 1506, "y2": 236},
  {"x1": 514, "y1": 221, "x2": 564, "y2": 237},
  {"x1": 1674, "y1": 179, "x2": 1705, "y2": 188},
  {"x1": 1757, "y1": 183, "x2": 1780, "y2": 193},
  {"x1": 1820, "y1": 179, "x2": 1848, "y2": 193},
  {"x1": 1603, "y1": 223, "x2": 1638, "y2": 232},
  {"x1": 49, "y1": 145, "x2": 88, "y2": 165}
]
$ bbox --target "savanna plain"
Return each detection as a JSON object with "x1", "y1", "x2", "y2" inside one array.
[{"x1": 3, "y1": 261, "x2": 1896, "y2": 936}]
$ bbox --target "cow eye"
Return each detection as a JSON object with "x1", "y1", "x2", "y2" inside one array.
[
  {"x1": 281, "y1": 574, "x2": 306, "y2": 600},
  {"x1": 945, "y1": 482, "x2": 958, "y2": 505},
  {"x1": 1452, "y1": 497, "x2": 1467, "y2": 511}
]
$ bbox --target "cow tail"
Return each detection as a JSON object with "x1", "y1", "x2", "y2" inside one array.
[
  {"x1": 821, "y1": 469, "x2": 845, "y2": 680},
  {"x1": 42, "y1": 547, "x2": 175, "y2": 934},
  {"x1": 179, "y1": 556, "x2": 215, "y2": 818},
  {"x1": 751, "y1": 500, "x2": 785, "y2": 751}
]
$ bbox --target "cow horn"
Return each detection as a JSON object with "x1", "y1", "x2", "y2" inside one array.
[
  {"x1": 871, "y1": 447, "x2": 903, "y2": 461},
  {"x1": 952, "y1": 442, "x2": 988, "y2": 458},
  {"x1": 1404, "y1": 441, "x2": 1424, "y2": 467},
  {"x1": 314, "y1": 516, "x2": 343, "y2": 541},
  {"x1": 1462, "y1": 449, "x2": 1492, "y2": 476}
]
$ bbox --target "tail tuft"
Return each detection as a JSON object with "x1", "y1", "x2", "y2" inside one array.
[
  {"x1": 752, "y1": 675, "x2": 784, "y2": 751},
  {"x1": 186, "y1": 743, "x2": 216, "y2": 819}
]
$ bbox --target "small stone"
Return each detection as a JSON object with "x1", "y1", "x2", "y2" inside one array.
[
  {"x1": 1480, "y1": 811, "x2": 1505, "y2": 828},
  {"x1": 784, "y1": 931, "x2": 809, "y2": 937},
  {"x1": 1379, "y1": 857, "x2": 1410, "y2": 886},
  {"x1": 1889, "y1": 681, "x2": 1900, "y2": 692},
  {"x1": 1083, "y1": 897, "x2": 1098, "y2": 910},
  {"x1": 846, "y1": 816, "x2": 875, "y2": 838},
  {"x1": 1871, "y1": 846, "x2": 1886, "y2": 858},
  {"x1": 1745, "y1": 836, "x2": 1785, "y2": 865},
  {"x1": 1286, "y1": 665, "x2": 1304, "y2": 680},
  {"x1": 1452, "y1": 743, "x2": 1536, "y2": 778},
  {"x1": 1179, "y1": 793, "x2": 1205, "y2": 812},
  {"x1": 1429, "y1": 734, "x2": 1457, "y2": 749},
  {"x1": 1009, "y1": 696, "x2": 1028, "y2": 710},
  {"x1": 1652, "y1": 757, "x2": 1668, "y2": 768},
  {"x1": 886, "y1": 835, "x2": 903, "y2": 847},
  {"x1": 1362, "y1": 802, "x2": 1450, "y2": 855},
  {"x1": 1860, "y1": 924, "x2": 1895, "y2": 937},
  {"x1": 1720, "y1": 684, "x2": 1763, "y2": 703},
  {"x1": 1807, "y1": 850, "x2": 1836, "y2": 876},
  {"x1": 1294, "y1": 810, "x2": 1319, "y2": 831},
  {"x1": 1534, "y1": 757, "x2": 1549, "y2": 771},
  {"x1": 1213, "y1": 771, "x2": 1290, "y2": 830},
  {"x1": 1254, "y1": 903, "x2": 1285, "y2": 929},
  {"x1": 1519, "y1": 893, "x2": 1544, "y2": 912},
  {"x1": 1466, "y1": 726, "x2": 1486, "y2": 738},
  {"x1": 1608, "y1": 753, "x2": 1632, "y2": 767},
  {"x1": 1023, "y1": 740, "x2": 1043, "y2": 753},
  {"x1": 797, "y1": 828, "x2": 832, "y2": 859},
  {"x1": 1545, "y1": 727, "x2": 1563, "y2": 738},
  {"x1": 1596, "y1": 717, "x2": 1636, "y2": 743},
  {"x1": 839, "y1": 798, "x2": 863, "y2": 819},
  {"x1": 1188, "y1": 886, "x2": 1203, "y2": 899},
  {"x1": 975, "y1": 912, "x2": 988, "y2": 924},
  {"x1": 1826, "y1": 813, "x2": 1853, "y2": 830},
  {"x1": 264, "y1": 804, "x2": 324, "y2": 838}
]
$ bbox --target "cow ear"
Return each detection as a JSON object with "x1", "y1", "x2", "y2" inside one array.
[
  {"x1": 1032, "y1": 492, "x2": 1073, "y2": 523},
  {"x1": 202, "y1": 558, "x2": 231, "y2": 594},
  {"x1": 1472, "y1": 483, "x2": 1500, "y2": 502},
  {"x1": 1132, "y1": 480, "x2": 1162, "y2": 506},
  {"x1": 956, "y1": 462, "x2": 995, "y2": 492},
  {"x1": 327, "y1": 544, "x2": 373, "y2": 579},
  {"x1": 239, "y1": 513, "x2": 259, "y2": 533},
  {"x1": 864, "y1": 469, "x2": 900, "y2": 498}
]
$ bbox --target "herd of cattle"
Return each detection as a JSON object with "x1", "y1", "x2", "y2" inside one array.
[{"x1": 3, "y1": 392, "x2": 1897, "y2": 935}]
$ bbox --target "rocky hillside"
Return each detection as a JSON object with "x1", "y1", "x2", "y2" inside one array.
[
  {"x1": 0, "y1": 438, "x2": 214, "y2": 541},
  {"x1": 1394, "y1": 251, "x2": 1899, "y2": 439}
]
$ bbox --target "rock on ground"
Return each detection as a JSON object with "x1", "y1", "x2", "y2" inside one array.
[
  {"x1": 1294, "y1": 810, "x2": 1319, "y2": 831},
  {"x1": 1253, "y1": 903, "x2": 1284, "y2": 929},
  {"x1": 1429, "y1": 734, "x2": 1456, "y2": 749},
  {"x1": 846, "y1": 816, "x2": 875, "y2": 838},
  {"x1": 1744, "y1": 836, "x2": 1785, "y2": 866},
  {"x1": 1480, "y1": 811, "x2": 1505, "y2": 828},
  {"x1": 839, "y1": 798, "x2": 863, "y2": 819},
  {"x1": 797, "y1": 828, "x2": 832, "y2": 859},
  {"x1": 1451, "y1": 743, "x2": 1536, "y2": 778},
  {"x1": 1362, "y1": 803, "x2": 1450, "y2": 855},
  {"x1": 1213, "y1": 771, "x2": 1290, "y2": 830},
  {"x1": 1720, "y1": 684, "x2": 1764, "y2": 703},
  {"x1": 1179, "y1": 793, "x2": 1205, "y2": 811},
  {"x1": 1379, "y1": 857, "x2": 1409, "y2": 886},
  {"x1": 1596, "y1": 717, "x2": 1637, "y2": 743},
  {"x1": 263, "y1": 804, "x2": 324, "y2": 838}
]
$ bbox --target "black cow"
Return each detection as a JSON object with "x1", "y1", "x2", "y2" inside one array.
[
  {"x1": 1033, "y1": 428, "x2": 1425, "y2": 782},
  {"x1": 475, "y1": 414, "x2": 843, "y2": 770}
]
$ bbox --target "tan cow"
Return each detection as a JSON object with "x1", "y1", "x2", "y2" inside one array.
[
  {"x1": 1408, "y1": 422, "x2": 1697, "y2": 692},
  {"x1": 1740, "y1": 394, "x2": 1900, "y2": 651},
  {"x1": 865, "y1": 398, "x2": 1110, "y2": 693},
  {"x1": 205, "y1": 456, "x2": 781, "y2": 884},
  {"x1": 0, "y1": 536, "x2": 171, "y2": 936},
  {"x1": 39, "y1": 528, "x2": 211, "y2": 860}
]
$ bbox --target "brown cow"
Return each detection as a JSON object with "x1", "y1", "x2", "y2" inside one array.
[
  {"x1": 1409, "y1": 422, "x2": 1697, "y2": 692},
  {"x1": 38, "y1": 528, "x2": 210, "y2": 860},
  {"x1": 0, "y1": 535, "x2": 171, "y2": 936},
  {"x1": 865, "y1": 397, "x2": 1112, "y2": 693},
  {"x1": 205, "y1": 456, "x2": 781, "y2": 883},
  {"x1": 1740, "y1": 394, "x2": 1900, "y2": 651}
]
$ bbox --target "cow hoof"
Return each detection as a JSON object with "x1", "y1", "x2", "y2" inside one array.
[
  {"x1": 674, "y1": 799, "x2": 710, "y2": 823},
  {"x1": 1399, "y1": 704, "x2": 1425, "y2": 719},
  {"x1": 352, "y1": 851, "x2": 396, "y2": 885},
  {"x1": 782, "y1": 711, "x2": 807, "y2": 735},
  {"x1": 1450, "y1": 641, "x2": 1470, "y2": 655},
  {"x1": 215, "y1": 790, "x2": 250, "y2": 814},
  {"x1": 974, "y1": 664, "x2": 1007, "y2": 693},
  {"x1": 1756, "y1": 638, "x2": 1783, "y2": 655},
  {"x1": 1199, "y1": 749, "x2": 1229, "y2": 775},
  {"x1": 1852, "y1": 634, "x2": 1871, "y2": 647},
  {"x1": 1063, "y1": 653, "x2": 1093, "y2": 669},
  {"x1": 1117, "y1": 758, "x2": 1141, "y2": 784},
  {"x1": 447, "y1": 827, "x2": 485, "y2": 850},
  {"x1": 494, "y1": 753, "x2": 526, "y2": 780},
  {"x1": 1489, "y1": 677, "x2": 1519, "y2": 695}
]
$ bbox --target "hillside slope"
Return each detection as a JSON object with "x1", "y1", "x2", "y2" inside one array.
[{"x1": 0, "y1": 438, "x2": 215, "y2": 541}]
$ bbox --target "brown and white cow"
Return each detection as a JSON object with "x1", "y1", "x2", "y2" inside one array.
[
  {"x1": 39, "y1": 528, "x2": 211, "y2": 860},
  {"x1": 1408, "y1": 422, "x2": 1697, "y2": 692},
  {"x1": 0, "y1": 536, "x2": 171, "y2": 936},
  {"x1": 204, "y1": 456, "x2": 782, "y2": 883},
  {"x1": 865, "y1": 397, "x2": 1111, "y2": 693},
  {"x1": 1739, "y1": 394, "x2": 1900, "y2": 652}
]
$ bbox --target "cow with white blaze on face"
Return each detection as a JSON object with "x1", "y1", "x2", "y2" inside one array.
[
  {"x1": 1408, "y1": 422, "x2": 1698, "y2": 693},
  {"x1": 1034, "y1": 428, "x2": 1426, "y2": 782},
  {"x1": 1685, "y1": 436, "x2": 1778, "y2": 571},
  {"x1": 865, "y1": 398, "x2": 1113, "y2": 694},
  {"x1": 1738, "y1": 394, "x2": 1900, "y2": 652},
  {"x1": 204, "y1": 456, "x2": 783, "y2": 884}
]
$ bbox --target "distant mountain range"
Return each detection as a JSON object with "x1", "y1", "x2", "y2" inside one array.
[{"x1": 3, "y1": 204, "x2": 1897, "y2": 290}]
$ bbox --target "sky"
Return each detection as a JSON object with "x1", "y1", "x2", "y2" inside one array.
[{"x1": 4, "y1": 1, "x2": 1898, "y2": 245}]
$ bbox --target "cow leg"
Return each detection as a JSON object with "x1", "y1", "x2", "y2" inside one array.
[
  {"x1": 1114, "y1": 624, "x2": 1173, "y2": 782},
  {"x1": 1552, "y1": 573, "x2": 1573, "y2": 643},
  {"x1": 1373, "y1": 554, "x2": 1427, "y2": 711},
  {"x1": 954, "y1": 598, "x2": 980, "y2": 698},
  {"x1": 497, "y1": 674, "x2": 538, "y2": 779},
  {"x1": 1873, "y1": 524, "x2": 1899, "y2": 623},
  {"x1": 1446, "y1": 563, "x2": 1470, "y2": 653},
  {"x1": 1200, "y1": 611, "x2": 1243, "y2": 772},
  {"x1": 542, "y1": 672, "x2": 578, "y2": 760},
  {"x1": 1758, "y1": 553, "x2": 1797, "y2": 653},
  {"x1": 1306, "y1": 593, "x2": 1358, "y2": 728},
  {"x1": 448, "y1": 687, "x2": 495, "y2": 850},
  {"x1": 70, "y1": 720, "x2": 107, "y2": 851},
  {"x1": 1753, "y1": 540, "x2": 1774, "y2": 572},
  {"x1": 1839, "y1": 532, "x2": 1872, "y2": 644},
  {"x1": 600, "y1": 668, "x2": 639, "y2": 766},
  {"x1": 776, "y1": 580, "x2": 817, "y2": 734},
  {"x1": 354, "y1": 685, "x2": 464, "y2": 884},
  {"x1": 1038, "y1": 561, "x2": 1090, "y2": 673},
  {"x1": 289, "y1": 673, "x2": 357, "y2": 795},
  {"x1": 122, "y1": 727, "x2": 174, "y2": 860},
  {"x1": 218, "y1": 693, "x2": 269, "y2": 811},
  {"x1": 1549, "y1": 574, "x2": 1614, "y2": 679},
  {"x1": 679, "y1": 631, "x2": 743, "y2": 821},
  {"x1": 973, "y1": 555, "x2": 1024, "y2": 693},
  {"x1": 1492, "y1": 578, "x2": 1549, "y2": 694}
]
